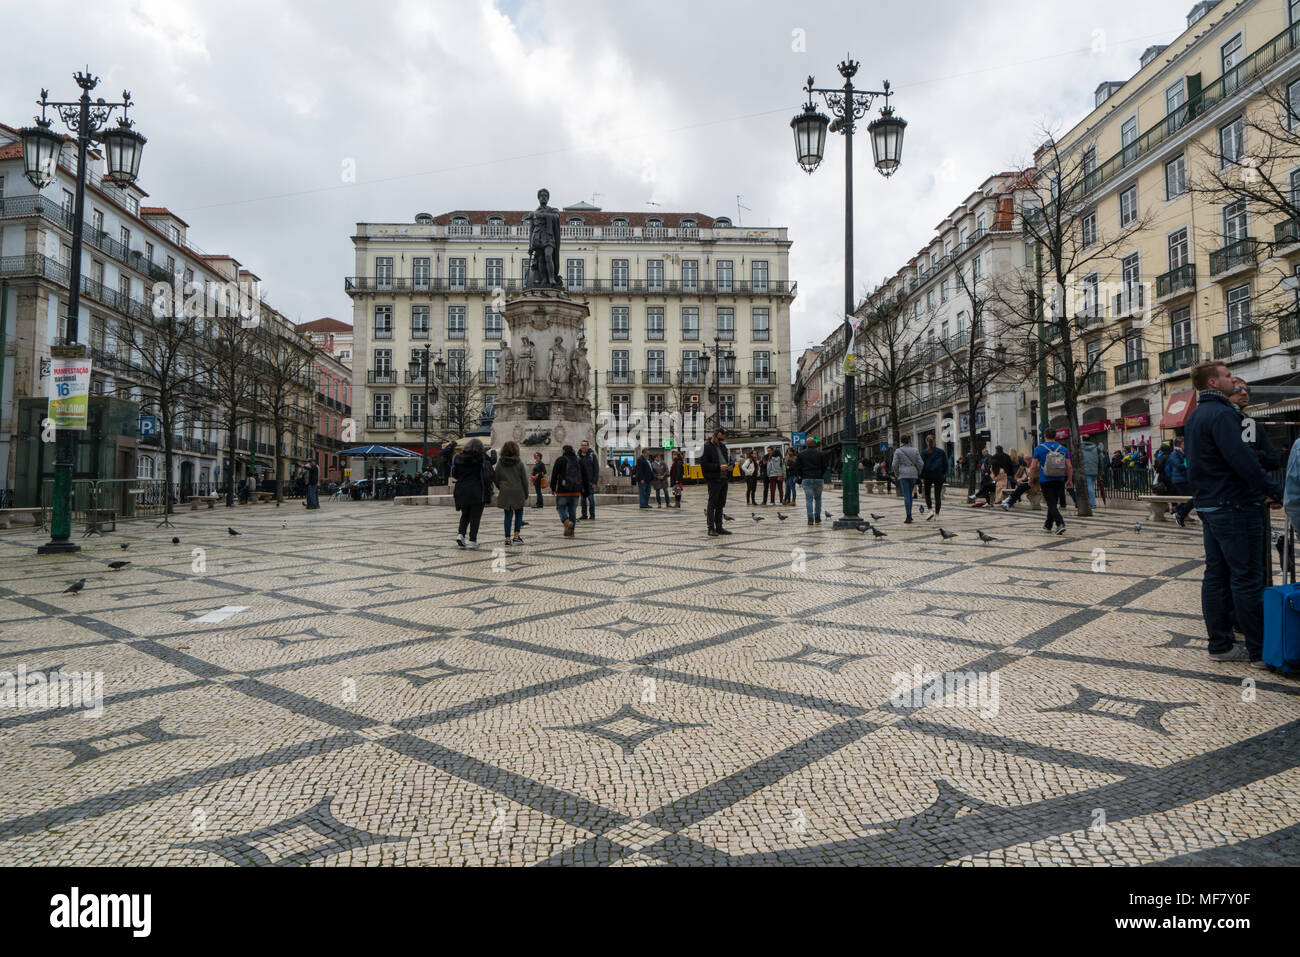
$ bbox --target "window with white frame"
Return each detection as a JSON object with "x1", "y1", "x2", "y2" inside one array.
[
  {"x1": 647, "y1": 350, "x2": 665, "y2": 383},
  {"x1": 448, "y1": 258, "x2": 466, "y2": 289},
  {"x1": 372, "y1": 394, "x2": 391, "y2": 424},
  {"x1": 485, "y1": 257, "x2": 503, "y2": 288},
  {"x1": 1172, "y1": 305, "x2": 1193, "y2": 347},
  {"x1": 611, "y1": 306, "x2": 630, "y2": 340},
  {"x1": 1222, "y1": 33, "x2": 1244, "y2": 92},
  {"x1": 1226, "y1": 283, "x2": 1252, "y2": 330},
  {"x1": 1165, "y1": 155, "x2": 1186, "y2": 199},
  {"x1": 566, "y1": 258, "x2": 584, "y2": 289},
  {"x1": 411, "y1": 305, "x2": 430, "y2": 339},
  {"x1": 1081, "y1": 210, "x2": 1098, "y2": 248},
  {"x1": 375, "y1": 256, "x2": 393, "y2": 287},
  {"x1": 1223, "y1": 199, "x2": 1248, "y2": 243},
  {"x1": 1168, "y1": 228, "x2": 1190, "y2": 270},
  {"x1": 682, "y1": 260, "x2": 698, "y2": 291},
  {"x1": 374, "y1": 305, "x2": 393, "y2": 338},
  {"x1": 716, "y1": 307, "x2": 735, "y2": 340},
  {"x1": 647, "y1": 306, "x2": 665, "y2": 340},
  {"x1": 752, "y1": 307, "x2": 769, "y2": 341},
  {"x1": 1119, "y1": 185, "x2": 1138, "y2": 227},
  {"x1": 647, "y1": 259, "x2": 664, "y2": 291},
  {"x1": 681, "y1": 307, "x2": 699, "y2": 340},
  {"x1": 413, "y1": 257, "x2": 430, "y2": 290},
  {"x1": 484, "y1": 307, "x2": 503, "y2": 339},
  {"x1": 484, "y1": 348, "x2": 499, "y2": 384},
  {"x1": 1120, "y1": 117, "x2": 1138, "y2": 164},
  {"x1": 716, "y1": 260, "x2": 733, "y2": 292},
  {"x1": 754, "y1": 393, "x2": 771, "y2": 425},
  {"x1": 751, "y1": 260, "x2": 768, "y2": 291},
  {"x1": 447, "y1": 305, "x2": 466, "y2": 339},
  {"x1": 612, "y1": 259, "x2": 629, "y2": 291},
  {"x1": 611, "y1": 350, "x2": 629, "y2": 382},
  {"x1": 1220, "y1": 116, "x2": 1244, "y2": 166}
]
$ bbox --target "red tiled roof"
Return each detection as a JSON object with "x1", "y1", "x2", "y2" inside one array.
[
  {"x1": 431, "y1": 210, "x2": 717, "y2": 228},
  {"x1": 140, "y1": 206, "x2": 190, "y2": 227},
  {"x1": 297, "y1": 317, "x2": 352, "y2": 333},
  {"x1": 0, "y1": 142, "x2": 21, "y2": 161}
]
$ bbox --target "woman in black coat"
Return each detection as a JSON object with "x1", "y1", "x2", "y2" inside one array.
[{"x1": 451, "y1": 438, "x2": 490, "y2": 548}]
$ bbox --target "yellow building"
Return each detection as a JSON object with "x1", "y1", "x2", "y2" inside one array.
[
  {"x1": 345, "y1": 204, "x2": 796, "y2": 459},
  {"x1": 1038, "y1": 0, "x2": 1300, "y2": 449}
]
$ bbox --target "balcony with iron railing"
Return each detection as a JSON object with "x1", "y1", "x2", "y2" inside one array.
[
  {"x1": 1159, "y1": 343, "x2": 1199, "y2": 374},
  {"x1": 1209, "y1": 238, "x2": 1258, "y2": 278},
  {"x1": 367, "y1": 369, "x2": 398, "y2": 384},
  {"x1": 1275, "y1": 218, "x2": 1300, "y2": 252},
  {"x1": 677, "y1": 370, "x2": 705, "y2": 385},
  {"x1": 1081, "y1": 370, "x2": 1106, "y2": 394},
  {"x1": 1070, "y1": 21, "x2": 1300, "y2": 202},
  {"x1": 372, "y1": 326, "x2": 394, "y2": 340},
  {"x1": 1113, "y1": 357, "x2": 1149, "y2": 386},
  {"x1": 344, "y1": 276, "x2": 798, "y2": 298},
  {"x1": 366, "y1": 415, "x2": 396, "y2": 431},
  {"x1": 641, "y1": 370, "x2": 668, "y2": 385},
  {"x1": 1155, "y1": 263, "x2": 1196, "y2": 300},
  {"x1": 607, "y1": 369, "x2": 632, "y2": 385},
  {"x1": 747, "y1": 370, "x2": 778, "y2": 385},
  {"x1": 1113, "y1": 286, "x2": 1146, "y2": 317},
  {"x1": 1281, "y1": 311, "x2": 1300, "y2": 343},
  {"x1": 411, "y1": 325, "x2": 430, "y2": 340},
  {"x1": 1214, "y1": 325, "x2": 1259, "y2": 359}
]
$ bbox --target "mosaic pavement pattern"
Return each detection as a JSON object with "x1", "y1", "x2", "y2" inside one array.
[{"x1": 0, "y1": 491, "x2": 1297, "y2": 866}]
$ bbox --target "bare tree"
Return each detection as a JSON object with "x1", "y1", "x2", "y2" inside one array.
[
  {"x1": 114, "y1": 291, "x2": 210, "y2": 514},
  {"x1": 1188, "y1": 77, "x2": 1300, "y2": 336},
  {"x1": 251, "y1": 321, "x2": 316, "y2": 504},
  {"x1": 208, "y1": 313, "x2": 259, "y2": 507},
  {"x1": 433, "y1": 345, "x2": 485, "y2": 441},
  {"x1": 933, "y1": 252, "x2": 1015, "y2": 497},
  {"x1": 991, "y1": 132, "x2": 1156, "y2": 516},
  {"x1": 855, "y1": 291, "x2": 925, "y2": 453}
]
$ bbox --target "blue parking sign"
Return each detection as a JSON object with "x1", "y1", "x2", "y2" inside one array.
[
  {"x1": 139, "y1": 414, "x2": 159, "y2": 437},
  {"x1": 791, "y1": 432, "x2": 806, "y2": 448}
]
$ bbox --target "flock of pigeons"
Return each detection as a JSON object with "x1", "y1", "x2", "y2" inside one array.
[{"x1": 59, "y1": 525, "x2": 247, "y2": 596}]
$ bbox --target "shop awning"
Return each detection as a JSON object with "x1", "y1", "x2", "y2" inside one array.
[
  {"x1": 1160, "y1": 390, "x2": 1197, "y2": 429},
  {"x1": 1259, "y1": 397, "x2": 1300, "y2": 417}
]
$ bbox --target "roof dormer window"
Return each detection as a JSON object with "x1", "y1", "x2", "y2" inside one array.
[
  {"x1": 646, "y1": 218, "x2": 662, "y2": 227},
  {"x1": 567, "y1": 217, "x2": 585, "y2": 226},
  {"x1": 714, "y1": 217, "x2": 732, "y2": 228}
]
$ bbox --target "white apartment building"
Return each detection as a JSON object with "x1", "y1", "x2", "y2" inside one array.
[{"x1": 346, "y1": 203, "x2": 796, "y2": 459}]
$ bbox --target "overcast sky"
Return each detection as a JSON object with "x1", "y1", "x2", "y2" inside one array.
[{"x1": 2, "y1": 0, "x2": 1200, "y2": 359}]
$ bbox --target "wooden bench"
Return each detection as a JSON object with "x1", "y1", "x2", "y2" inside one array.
[
  {"x1": 0, "y1": 507, "x2": 42, "y2": 529},
  {"x1": 189, "y1": 495, "x2": 221, "y2": 510},
  {"x1": 1138, "y1": 494, "x2": 1193, "y2": 523},
  {"x1": 252, "y1": 491, "x2": 275, "y2": 503}
]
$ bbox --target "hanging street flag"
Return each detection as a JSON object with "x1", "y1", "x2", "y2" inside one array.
[{"x1": 47, "y1": 351, "x2": 92, "y2": 431}]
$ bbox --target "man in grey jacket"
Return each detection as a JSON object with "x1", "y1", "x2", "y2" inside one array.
[
  {"x1": 891, "y1": 435, "x2": 925, "y2": 523},
  {"x1": 1080, "y1": 439, "x2": 1104, "y2": 508}
]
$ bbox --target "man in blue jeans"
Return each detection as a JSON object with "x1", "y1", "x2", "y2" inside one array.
[
  {"x1": 795, "y1": 438, "x2": 828, "y2": 526},
  {"x1": 1185, "y1": 361, "x2": 1282, "y2": 668}
]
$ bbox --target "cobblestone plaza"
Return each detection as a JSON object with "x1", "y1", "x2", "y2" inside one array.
[{"x1": 0, "y1": 496, "x2": 1297, "y2": 866}]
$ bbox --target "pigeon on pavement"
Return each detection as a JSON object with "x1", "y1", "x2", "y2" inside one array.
[
  {"x1": 228, "y1": 527, "x2": 241, "y2": 536},
  {"x1": 172, "y1": 537, "x2": 180, "y2": 544},
  {"x1": 1132, "y1": 522, "x2": 1142, "y2": 534},
  {"x1": 752, "y1": 513, "x2": 764, "y2": 522},
  {"x1": 63, "y1": 579, "x2": 85, "y2": 594},
  {"x1": 777, "y1": 513, "x2": 789, "y2": 521},
  {"x1": 870, "y1": 514, "x2": 885, "y2": 521},
  {"x1": 976, "y1": 529, "x2": 998, "y2": 544},
  {"x1": 871, "y1": 526, "x2": 887, "y2": 539},
  {"x1": 723, "y1": 513, "x2": 735, "y2": 522},
  {"x1": 939, "y1": 528, "x2": 958, "y2": 540},
  {"x1": 108, "y1": 560, "x2": 130, "y2": 571},
  {"x1": 824, "y1": 511, "x2": 833, "y2": 519},
  {"x1": 120, "y1": 542, "x2": 130, "y2": 550}
]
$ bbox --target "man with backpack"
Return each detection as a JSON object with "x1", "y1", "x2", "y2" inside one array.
[
  {"x1": 1030, "y1": 432, "x2": 1072, "y2": 534},
  {"x1": 550, "y1": 444, "x2": 588, "y2": 537}
]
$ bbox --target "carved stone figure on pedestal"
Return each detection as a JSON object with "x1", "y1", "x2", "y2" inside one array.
[
  {"x1": 548, "y1": 336, "x2": 567, "y2": 397},
  {"x1": 499, "y1": 340, "x2": 515, "y2": 400},
  {"x1": 517, "y1": 336, "x2": 535, "y2": 399},
  {"x1": 569, "y1": 339, "x2": 590, "y2": 399},
  {"x1": 523, "y1": 188, "x2": 562, "y2": 289}
]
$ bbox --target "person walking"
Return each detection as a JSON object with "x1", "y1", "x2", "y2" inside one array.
[
  {"x1": 1030, "y1": 432, "x2": 1072, "y2": 534},
  {"x1": 891, "y1": 434, "x2": 925, "y2": 523},
  {"x1": 494, "y1": 440, "x2": 529, "y2": 546},
  {"x1": 1185, "y1": 362, "x2": 1282, "y2": 668},
  {"x1": 766, "y1": 446, "x2": 785, "y2": 506},
  {"x1": 578, "y1": 439, "x2": 599, "y2": 520},
  {"x1": 742, "y1": 450, "x2": 760, "y2": 505},
  {"x1": 634, "y1": 447, "x2": 654, "y2": 509},
  {"x1": 1079, "y1": 439, "x2": 1104, "y2": 509},
  {"x1": 795, "y1": 437, "x2": 829, "y2": 526},
  {"x1": 451, "y1": 438, "x2": 490, "y2": 548},
  {"x1": 304, "y1": 460, "x2": 320, "y2": 509},
  {"x1": 1168, "y1": 437, "x2": 1193, "y2": 527},
  {"x1": 920, "y1": 434, "x2": 948, "y2": 520},
  {"x1": 550, "y1": 444, "x2": 587, "y2": 537},
  {"x1": 784, "y1": 449, "x2": 799, "y2": 505},
  {"x1": 670, "y1": 449, "x2": 685, "y2": 509},
  {"x1": 530, "y1": 452, "x2": 546, "y2": 508},
  {"x1": 651, "y1": 452, "x2": 669, "y2": 507},
  {"x1": 701, "y1": 428, "x2": 732, "y2": 537}
]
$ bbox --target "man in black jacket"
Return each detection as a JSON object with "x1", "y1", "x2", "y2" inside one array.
[
  {"x1": 1185, "y1": 362, "x2": 1282, "y2": 668},
  {"x1": 634, "y1": 448, "x2": 654, "y2": 509},
  {"x1": 794, "y1": 439, "x2": 829, "y2": 525},
  {"x1": 700, "y1": 429, "x2": 731, "y2": 537},
  {"x1": 578, "y1": 439, "x2": 600, "y2": 520}
]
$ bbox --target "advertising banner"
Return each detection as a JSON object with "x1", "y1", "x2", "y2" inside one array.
[{"x1": 48, "y1": 356, "x2": 92, "y2": 430}]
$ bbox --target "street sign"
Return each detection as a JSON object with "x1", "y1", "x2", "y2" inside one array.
[
  {"x1": 661, "y1": 438, "x2": 674, "y2": 449},
  {"x1": 791, "y1": 431, "x2": 806, "y2": 447},
  {"x1": 138, "y1": 414, "x2": 159, "y2": 437}
]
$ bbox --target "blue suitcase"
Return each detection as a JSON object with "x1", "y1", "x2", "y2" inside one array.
[{"x1": 1263, "y1": 526, "x2": 1300, "y2": 675}]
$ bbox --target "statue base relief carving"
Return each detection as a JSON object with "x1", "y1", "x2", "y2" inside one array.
[{"x1": 489, "y1": 289, "x2": 594, "y2": 458}]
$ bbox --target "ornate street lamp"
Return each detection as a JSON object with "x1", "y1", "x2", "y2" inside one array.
[
  {"x1": 791, "y1": 58, "x2": 906, "y2": 527},
  {"x1": 24, "y1": 72, "x2": 144, "y2": 555}
]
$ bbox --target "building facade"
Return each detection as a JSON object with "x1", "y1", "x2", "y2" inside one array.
[
  {"x1": 1036, "y1": 0, "x2": 1300, "y2": 451},
  {"x1": 311, "y1": 348, "x2": 352, "y2": 483},
  {"x1": 0, "y1": 121, "x2": 313, "y2": 502},
  {"x1": 346, "y1": 204, "x2": 796, "y2": 459},
  {"x1": 297, "y1": 316, "x2": 353, "y2": 368}
]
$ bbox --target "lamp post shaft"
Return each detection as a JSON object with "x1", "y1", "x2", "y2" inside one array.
[
  {"x1": 423, "y1": 346, "x2": 430, "y2": 473},
  {"x1": 64, "y1": 86, "x2": 91, "y2": 346},
  {"x1": 838, "y1": 72, "x2": 861, "y2": 523}
]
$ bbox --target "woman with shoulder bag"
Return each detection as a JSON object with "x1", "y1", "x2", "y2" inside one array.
[
  {"x1": 494, "y1": 440, "x2": 530, "y2": 546},
  {"x1": 451, "y1": 438, "x2": 488, "y2": 548}
]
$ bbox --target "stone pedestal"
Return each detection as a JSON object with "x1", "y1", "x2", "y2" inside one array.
[{"x1": 489, "y1": 289, "x2": 595, "y2": 456}]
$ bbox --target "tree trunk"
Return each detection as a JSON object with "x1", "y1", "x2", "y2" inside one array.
[
  {"x1": 225, "y1": 417, "x2": 238, "y2": 507},
  {"x1": 273, "y1": 412, "x2": 284, "y2": 505},
  {"x1": 161, "y1": 408, "x2": 175, "y2": 515}
]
